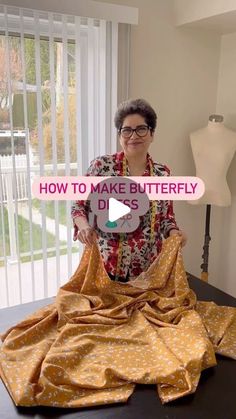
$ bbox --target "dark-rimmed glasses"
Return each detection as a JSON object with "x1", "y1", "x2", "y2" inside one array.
[{"x1": 119, "y1": 124, "x2": 151, "y2": 139}]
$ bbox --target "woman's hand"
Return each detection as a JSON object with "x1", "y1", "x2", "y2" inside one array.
[
  {"x1": 76, "y1": 226, "x2": 98, "y2": 247},
  {"x1": 169, "y1": 229, "x2": 187, "y2": 247}
]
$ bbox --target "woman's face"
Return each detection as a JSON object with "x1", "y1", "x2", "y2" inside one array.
[{"x1": 118, "y1": 113, "x2": 154, "y2": 157}]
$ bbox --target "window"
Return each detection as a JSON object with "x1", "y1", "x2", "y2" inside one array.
[{"x1": 0, "y1": 5, "x2": 125, "y2": 307}]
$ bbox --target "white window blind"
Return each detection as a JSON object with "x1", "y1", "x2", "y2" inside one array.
[{"x1": 0, "y1": 4, "x2": 125, "y2": 308}]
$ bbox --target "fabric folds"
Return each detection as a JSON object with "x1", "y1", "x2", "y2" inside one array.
[{"x1": 0, "y1": 235, "x2": 235, "y2": 407}]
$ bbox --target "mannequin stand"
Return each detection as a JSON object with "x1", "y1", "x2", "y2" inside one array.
[{"x1": 200, "y1": 204, "x2": 211, "y2": 282}]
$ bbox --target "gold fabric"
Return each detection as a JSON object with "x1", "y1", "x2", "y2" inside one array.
[{"x1": 0, "y1": 235, "x2": 236, "y2": 407}]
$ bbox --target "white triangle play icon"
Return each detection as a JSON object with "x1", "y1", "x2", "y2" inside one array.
[{"x1": 108, "y1": 197, "x2": 131, "y2": 222}]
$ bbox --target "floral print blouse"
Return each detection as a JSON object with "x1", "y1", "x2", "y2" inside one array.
[{"x1": 71, "y1": 151, "x2": 179, "y2": 279}]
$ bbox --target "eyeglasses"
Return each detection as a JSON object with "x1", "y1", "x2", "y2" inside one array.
[{"x1": 119, "y1": 124, "x2": 151, "y2": 139}]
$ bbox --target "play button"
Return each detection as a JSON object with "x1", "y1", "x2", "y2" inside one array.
[
  {"x1": 108, "y1": 197, "x2": 131, "y2": 222},
  {"x1": 88, "y1": 177, "x2": 150, "y2": 233}
]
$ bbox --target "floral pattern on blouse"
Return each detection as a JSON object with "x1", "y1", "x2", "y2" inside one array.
[{"x1": 71, "y1": 151, "x2": 180, "y2": 279}]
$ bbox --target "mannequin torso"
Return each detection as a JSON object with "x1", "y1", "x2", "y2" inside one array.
[{"x1": 189, "y1": 119, "x2": 236, "y2": 206}]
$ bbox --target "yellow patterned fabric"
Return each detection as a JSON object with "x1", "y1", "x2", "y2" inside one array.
[{"x1": 0, "y1": 235, "x2": 236, "y2": 407}]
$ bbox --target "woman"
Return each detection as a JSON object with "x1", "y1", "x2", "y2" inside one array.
[{"x1": 71, "y1": 98, "x2": 187, "y2": 282}]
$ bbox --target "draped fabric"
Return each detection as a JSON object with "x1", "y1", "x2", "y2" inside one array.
[{"x1": 0, "y1": 235, "x2": 236, "y2": 407}]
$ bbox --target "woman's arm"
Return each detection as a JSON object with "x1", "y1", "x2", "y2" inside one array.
[
  {"x1": 158, "y1": 164, "x2": 187, "y2": 246},
  {"x1": 71, "y1": 157, "x2": 104, "y2": 245},
  {"x1": 160, "y1": 199, "x2": 180, "y2": 239},
  {"x1": 159, "y1": 164, "x2": 180, "y2": 239}
]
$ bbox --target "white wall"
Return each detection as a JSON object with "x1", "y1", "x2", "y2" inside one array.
[
  {"x1": 213, "y1": 32, "x2": 236, "y2": 296},
  {"x1": 94, "y1": 0, "x2": 236, "y2": 296},
  {"x1": 174, "y1": 0, "x2": 236, "y2": 25}
]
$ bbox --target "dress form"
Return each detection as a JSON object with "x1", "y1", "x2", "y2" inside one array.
[
  {"x1": 189, "y1": 115, "x2": 236, "y2": 282},
  {"x1": 189, "y1": 115, "x2": 236, "y2": 206}
]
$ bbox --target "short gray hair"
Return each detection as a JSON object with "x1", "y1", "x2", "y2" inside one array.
[{"x1": 114, "y1": 98, "x2": 157, "y2": 133}]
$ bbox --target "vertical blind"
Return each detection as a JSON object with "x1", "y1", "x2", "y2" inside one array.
[{"x1": 0, "y1": 4, "x2": 122, "y2": 308}]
